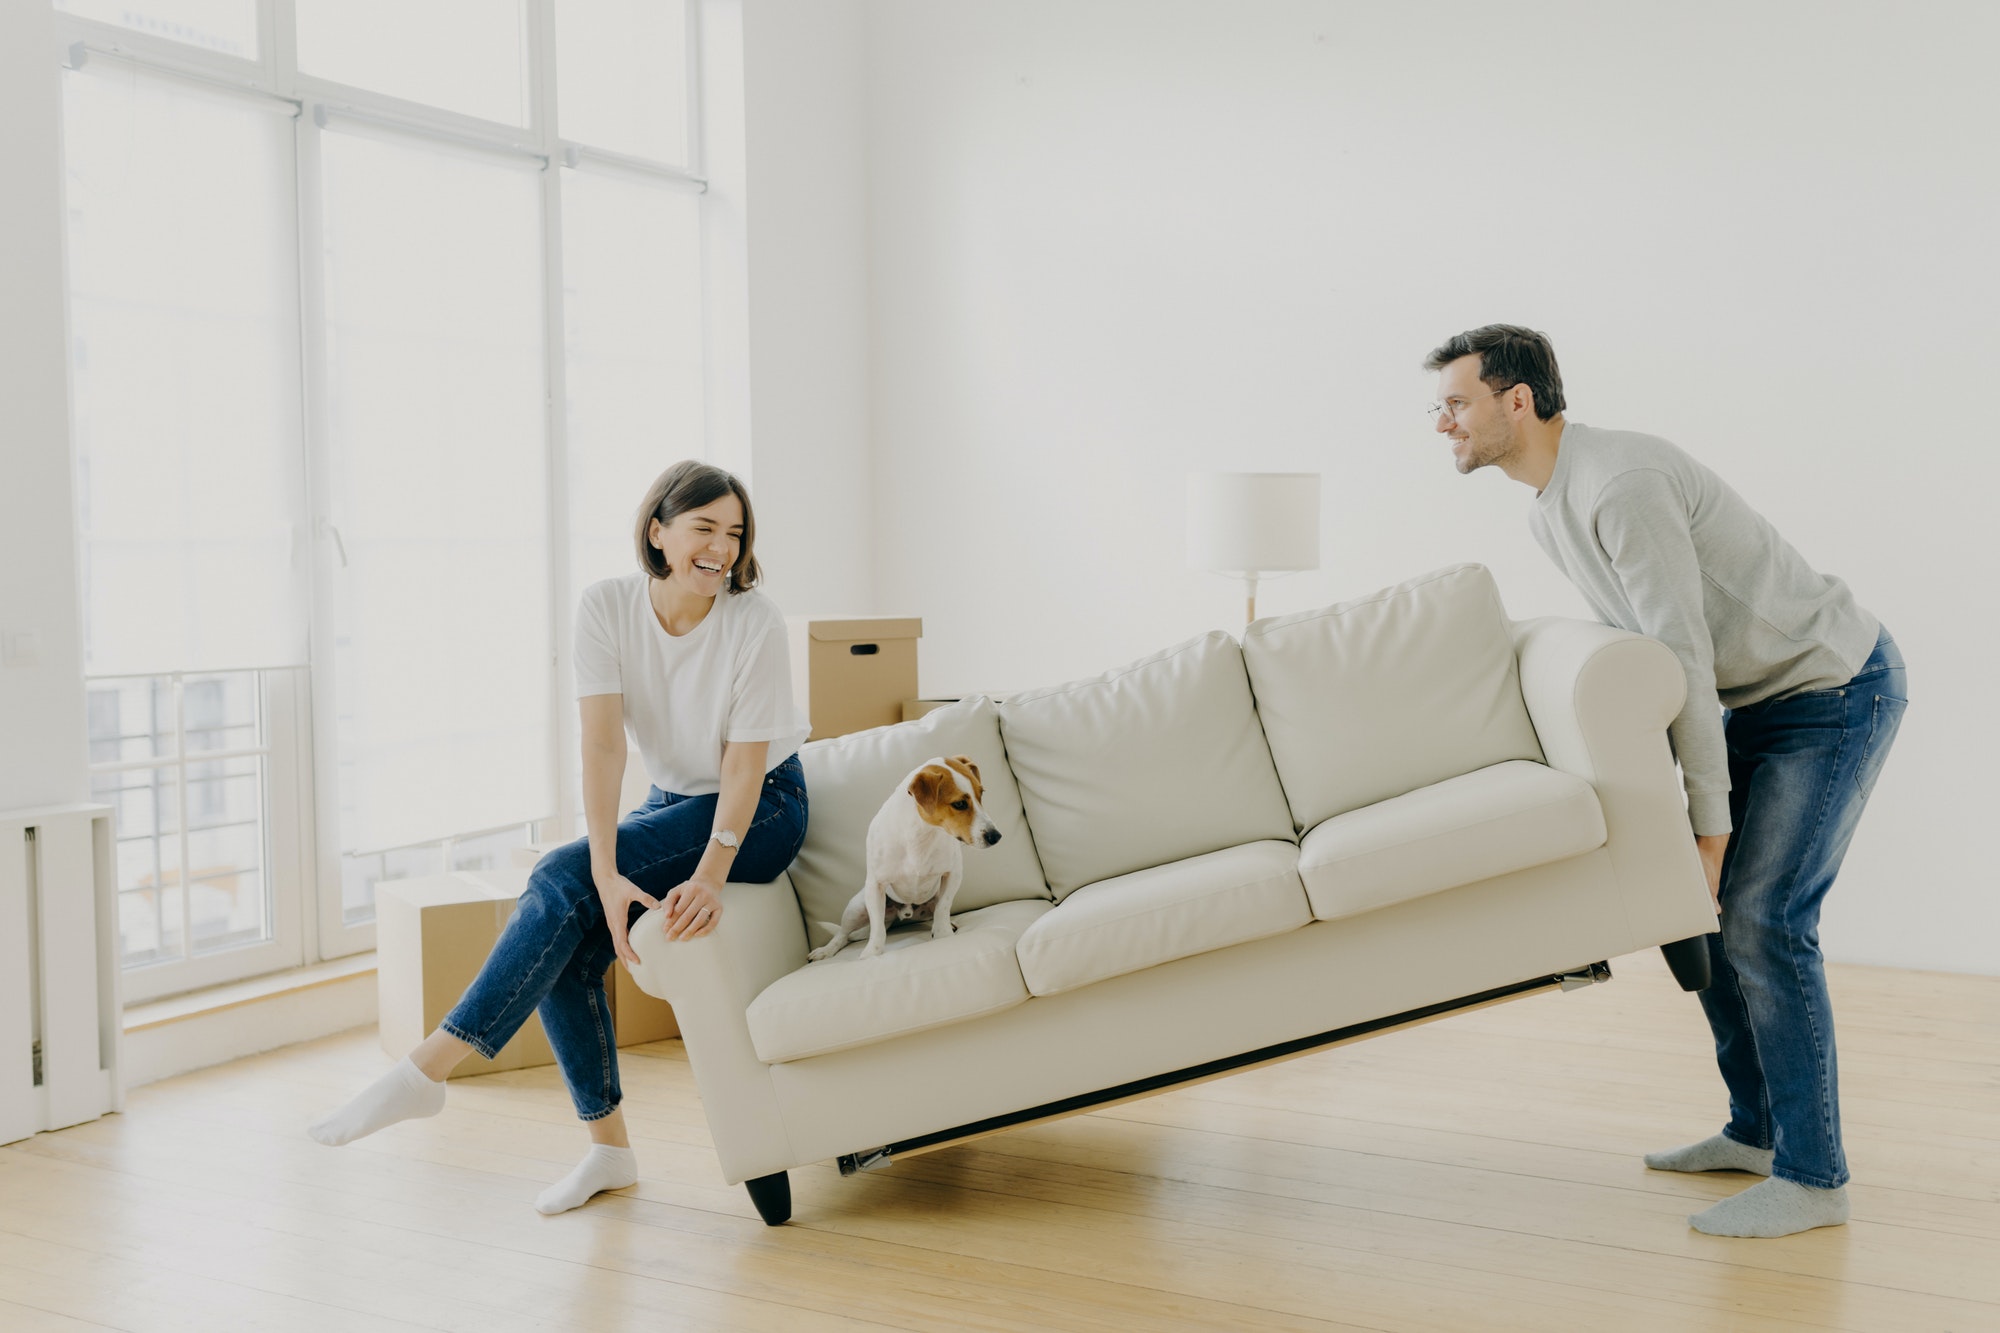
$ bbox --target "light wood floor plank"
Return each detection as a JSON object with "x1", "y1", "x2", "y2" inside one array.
[
  {"x1": 1, "y1": 948, "x2": 1992, "y2": 1331},
  {"x1": 0, "y1": 1294, "x2": 126, "y2": 1332}
]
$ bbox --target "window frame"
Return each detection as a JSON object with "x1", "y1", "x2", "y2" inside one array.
[{"x1": 52, "y1": 0, "x2": 708, "y2": 989}]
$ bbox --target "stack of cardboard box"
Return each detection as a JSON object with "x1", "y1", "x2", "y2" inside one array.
[{"x1": 376, "y1": 869, "x2": 677, "y2": 1079}]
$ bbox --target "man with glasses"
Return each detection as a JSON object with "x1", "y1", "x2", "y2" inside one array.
[{"x1": 1423, "y1": 325, "x2": 1905, "y2": 1238}]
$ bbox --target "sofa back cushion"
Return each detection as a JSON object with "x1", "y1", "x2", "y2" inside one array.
[
  {"x1": 1242, "y1": 563, "x2": 1545, "y2": 833},
  {"x1": 998, "y1": 631, "x2": 1295, "y2": 898},
  {"x1": 789, "y1": 697, "x2": 1051, "y2": 938}
]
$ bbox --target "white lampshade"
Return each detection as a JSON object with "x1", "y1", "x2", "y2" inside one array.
[{"x1": 1186, "y1": 472, "x2": 1321, "y2": 574}]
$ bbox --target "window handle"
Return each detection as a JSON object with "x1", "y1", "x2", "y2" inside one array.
[{"x1": 324, "y1": 521, "x2": 349, "y2": 569}]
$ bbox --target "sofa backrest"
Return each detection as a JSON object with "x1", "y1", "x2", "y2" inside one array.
[
  {"x1": 789, "y1": 697, "x2": 1051, "y2": 936},
  {"x1": 1242, "y1": 563, "x2": 1546, "y2": 833},
  {"x1": 998, "y1": 631, "x2": 1295, "y2": 898}
]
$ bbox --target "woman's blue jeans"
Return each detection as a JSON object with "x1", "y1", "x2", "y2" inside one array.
[
  {"x1": 440, "y1": 754, "x2": 807, "y2": 1121},
  {"x1": 1701, "y1": 628, "x2": 1908, "y2": 1188}
]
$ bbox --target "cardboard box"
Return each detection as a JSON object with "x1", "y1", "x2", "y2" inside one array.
[
  {"x1": 376, "y1": 870, "x2": 556, "y2": 1079},
  {"x1": 376, "y1": 868, "x2": 677, "y2": 1079},
  {"x1": 787, "y1": 616, "x2": 922, "y2": 740},
  {"x1": 609, "y1": 960, "x2": 679, "y2": 1043}
]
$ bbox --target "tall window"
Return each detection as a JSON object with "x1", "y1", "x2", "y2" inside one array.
[{"x1": 55, "y1": 0, "x2": 707, "y2": 997}]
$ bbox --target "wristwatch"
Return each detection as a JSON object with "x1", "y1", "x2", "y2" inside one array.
[{"x1": 709, "y1": 828, "x2": 739, "y2": 850}]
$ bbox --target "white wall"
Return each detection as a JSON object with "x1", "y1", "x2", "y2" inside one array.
[
  {"x1": 0, "y1": 0, "x2": 90, "y2": 816},
  {"x1": 858, "y1": 0, "x2": 1999, "y2": 973},
  {"x1": 730, "y1": 0, "x2": 875, "y2": 616}
]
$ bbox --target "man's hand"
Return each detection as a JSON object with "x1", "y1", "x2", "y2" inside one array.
[{"x1": 1695, "y1": 833, "x2": 1729, "y2": 916}]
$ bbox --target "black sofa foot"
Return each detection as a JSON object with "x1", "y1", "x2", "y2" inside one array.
[
  {"x1": 1660, "y1": 934, "x2": 1715, "y2": 992},
  {"x1": 744, "y1": 1171, "x2": 792, "y2": 1225}
]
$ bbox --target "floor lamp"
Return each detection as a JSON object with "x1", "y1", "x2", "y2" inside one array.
[{"x1": 1186, "y1": 472, "x2": 1321, "y2": 624}]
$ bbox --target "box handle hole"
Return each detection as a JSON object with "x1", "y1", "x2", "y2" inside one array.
[{"x1": 849, "y1": 643, "x2": 880, "y2": 656}]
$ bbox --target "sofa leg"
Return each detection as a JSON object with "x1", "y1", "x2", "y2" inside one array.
[
  {"x1": 1660, "y1": 935, "x2": 1714, "y2": 992},
  {"x1": 744, "y1": 1171, "x2": 792, "y2": 1226}
]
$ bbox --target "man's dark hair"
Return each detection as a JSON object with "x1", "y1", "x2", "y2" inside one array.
[{"x1": 1422, "y1": 324, "x2": 1566, "y2": 421}]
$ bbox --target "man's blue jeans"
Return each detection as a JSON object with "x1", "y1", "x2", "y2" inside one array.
[
  {"x1": 440, "y1": 755, "x2": 808, "y2": 1121},
  {"x1": 1702, "y1": 628, "x2": 1907, "y2": 1188}
]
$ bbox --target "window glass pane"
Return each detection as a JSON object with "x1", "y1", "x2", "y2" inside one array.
[
  {"x1": 54, "y1": 0, "x2": 257, "y2": 59},
  {"x1": 88, "y1": 672, "x2": 275, "y2": 968},
  {"x1": 95, "y1": 764, "x2": 183, "y2": 967},
  {"x1": 448, "y1": 825, "x2": 530, "y2": 874},
  {"x1": 61, "y1": 66, "x2": 308, "y2": 677},
  {"x1": 183, "y1": 671, "x2": 260, "y2": 754},
  {"x1": 184, "y1": 754, "x2": 267, "y2": 952},
  {"x1": 555, "y1": 0, "x2": 688, "y2": 163},
  {"x1": 561, "y1": 169, "x2": 704, "y2": 603},
  {"x1": 297, "y1": 0, "x2": 529, "y2": 126},
  {"x1": 341, "y1": 845, "x2": 442, "y2": 925},
  {"x1": 320, "y1": 128, "x2": 553, "y2": 864}
]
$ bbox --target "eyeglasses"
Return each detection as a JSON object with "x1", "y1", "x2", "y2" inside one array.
[{"x1": 1427, "y1": 386, "x2": 1514, "y2": 421}]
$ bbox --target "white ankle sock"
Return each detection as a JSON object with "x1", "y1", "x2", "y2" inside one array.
[
  {"x1": 536, "y1": 1144, "x2": 639, "y2": 1215},
  {"x1": 1690, "y1": 1176, "x2": 1850, "y2": 1237},
  {"x1": 307, "y1": 1056, "x2": 446, "y2": 1146},
  {"x1": 1644, "y1": 1133, "x2": 1774, "y2": 1175}
]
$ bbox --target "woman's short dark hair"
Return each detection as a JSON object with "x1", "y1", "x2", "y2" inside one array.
[
  {"x1": 634, "y1": 460, "x2": 762, "y2": 593},
  {"x1": 1422, "y1": 324, "x2": 1566, "y2": 421}
]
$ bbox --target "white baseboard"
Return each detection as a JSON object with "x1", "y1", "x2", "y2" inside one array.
[{"x1": 122, "y1": 958, "x2": 380, "y2": 1090}]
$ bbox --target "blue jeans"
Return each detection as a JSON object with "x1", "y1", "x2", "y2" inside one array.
[
  {"x1": 440, "y1": 754, "x2": 808, "y2": 1120},
  {"x1": 1701, "y1": 628, "x2": 1907, "y2": 1188}
]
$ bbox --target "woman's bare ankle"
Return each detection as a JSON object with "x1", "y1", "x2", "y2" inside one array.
[
  {"x1": 587, "y1": 1107, "x2": 631, "y2": 1148},
  {"x1": 410, "y1": 1029, "x2": 473, "y2": 1082}
]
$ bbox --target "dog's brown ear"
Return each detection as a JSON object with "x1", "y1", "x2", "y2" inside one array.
[
  {"x1": 945, "y1": 754, "x2": 984, "y2": 800},
  {"x1": 907, "y1": 764, "x2": 948, "y2": 812}
]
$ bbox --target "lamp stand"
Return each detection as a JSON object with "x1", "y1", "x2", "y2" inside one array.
[{"x1": 1243, "y1": 572, "x2": 1260, "y2": 626}]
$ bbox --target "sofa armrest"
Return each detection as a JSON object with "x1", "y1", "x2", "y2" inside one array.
[
  {"x1": 626, "y1": 873, "x2": 809, "y2": 1183},
  {"x1": 1510, "y1": 616, "x2": 1719, "y2": 950}
]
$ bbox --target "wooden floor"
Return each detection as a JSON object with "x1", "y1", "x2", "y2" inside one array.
[{"x1": 2, "y1": 951, "x2": 1995, "y2": 1332}]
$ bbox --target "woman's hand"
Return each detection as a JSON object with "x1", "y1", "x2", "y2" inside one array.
[
  {"x1": 660, "y1": 875, "x2": 725, "y2": 941},
  {"x1": 595, "y1": 870, "x2": 663, "y2": 968}
]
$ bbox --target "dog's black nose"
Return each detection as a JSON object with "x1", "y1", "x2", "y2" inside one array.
[{"x1": 983, "y1": 828, "x2": 1002, "y2": 846}]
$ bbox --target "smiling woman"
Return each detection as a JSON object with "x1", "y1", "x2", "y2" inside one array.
[
  {"x1": 308, "y1": 459, "x2": 813, "y2": 1218},
  {"x1": 634, "y1": 459, "x2": 763, "y2": 596}
]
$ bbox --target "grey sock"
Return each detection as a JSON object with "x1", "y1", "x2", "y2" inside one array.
[
  {"x1": 1689, "y1": 1176, "x2": 1850, "y2": 1237},
  {"x1": 1644, "y1": 1133, "x2": 1774, "y2": 1175}
]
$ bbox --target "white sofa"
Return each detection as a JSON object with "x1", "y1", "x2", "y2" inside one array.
[{"x1": 629, "y1": 563, "x2": 1719, "y2": 1224}]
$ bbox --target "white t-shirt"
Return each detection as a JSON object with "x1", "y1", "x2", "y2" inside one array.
[{"x1": 573, "y1": 572, "x2": 809, "y2": 797}]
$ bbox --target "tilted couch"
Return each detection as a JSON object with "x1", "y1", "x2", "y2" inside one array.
[{"x1": 629, "y1": 563, "x2": 1719, "y2": 1224}]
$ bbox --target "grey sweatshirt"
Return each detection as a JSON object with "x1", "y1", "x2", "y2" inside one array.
[{"x1": 1526, "y1": 421, "x2": 1880, "y2": 836}]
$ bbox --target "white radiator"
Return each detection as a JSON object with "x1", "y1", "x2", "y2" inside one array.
[{"x1": 1, "y1": 803, "x2": 123, "y2": 1145}]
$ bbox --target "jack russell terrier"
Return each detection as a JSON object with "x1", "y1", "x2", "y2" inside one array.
[{"x1": 808, "y1": 755, "x2": 1001, "y2": 962}]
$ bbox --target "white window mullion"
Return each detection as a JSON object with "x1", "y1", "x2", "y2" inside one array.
[
  {"x1": 528, "y1": 0, "x2": 578, "y2": 843},
  {"x1": 683, "y1": 0, "x2": 703, "y2": 178},
  {"x1": 290, "y1": 32, "x2": 369, "y2": 959},
  {"x1": 173, "y1": 676, "x2": 191, "y2": 960}
]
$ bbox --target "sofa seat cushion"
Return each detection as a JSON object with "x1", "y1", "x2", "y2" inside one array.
[
  {"x1": 1298, "y1": 760, "x2": 1607, "y2": 923},
  {"x1": 1014, "y1": 841, "x2": 1310, "y2": 996},
  {"x1": 745, "y1": 899, "x2": 1050, "y2": 1064}
]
